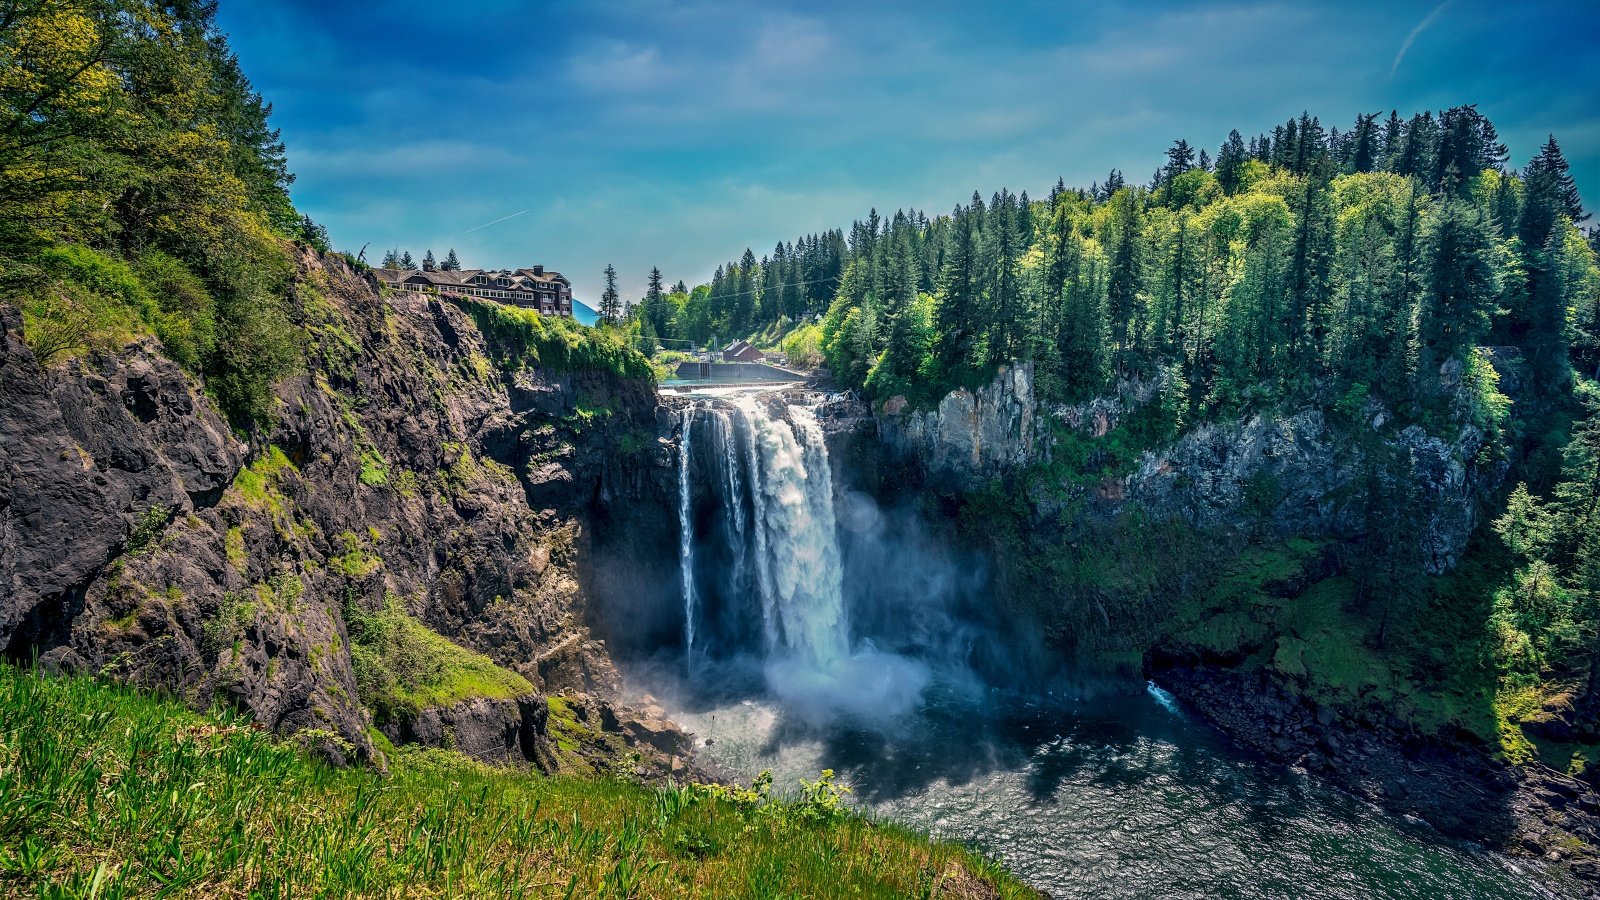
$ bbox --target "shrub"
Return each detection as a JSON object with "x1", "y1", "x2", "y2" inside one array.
[
  {"x1": 781, "y1": 322, "x2": 824, "y2": 369},
  {"x1": 136, "y1": 249, "x2": 218, "y2": 371},
  {"x1": 454, "y1": 297, "x2": 655, "y2": 382},
  {"x1": 208, "y1": 285, "x2": 301, "y2": 426},
  {"x1": 13, "y1": 246, "x2": 149, "y2": 364}
]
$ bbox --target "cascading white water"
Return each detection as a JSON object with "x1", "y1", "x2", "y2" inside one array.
[
  {"x1": 675, "y1": 392, "x2": 929, "y2": 725},
  {"x1": 677, "y1": 402, "x2": 698, "y2": 666},
  {"x1": 737, "y1": 397, "x2": 847, "y2": 669}
]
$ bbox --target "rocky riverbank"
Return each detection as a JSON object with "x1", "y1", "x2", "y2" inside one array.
[{"x1": 1156, "y1": 663, "x2": 1596, "y2": 897}]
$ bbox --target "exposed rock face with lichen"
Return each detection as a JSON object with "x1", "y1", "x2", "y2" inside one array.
[
  {"x1": 871, "y1": 360, "x2": 1506, "y2": 574},
  {"x1": 876, "y1": 362, "x2": 1038, "y2": 486},
  {"x1": 0, "y1": 249, "x2": 684, "y2": 772}
]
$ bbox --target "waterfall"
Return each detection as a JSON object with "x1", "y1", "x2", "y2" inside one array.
[
  {"x1": 677, "y1": 403, "x2": 698, "y2": 666},
  {"x1": 675, "y1": 391, "x2": 929, "y2": 723},
  {"x1": 676, "y1": 395, "x2": 846, "y2": 665},
  {"x1": 741, "y1": 398, "x2": 847, "y2": 669}
]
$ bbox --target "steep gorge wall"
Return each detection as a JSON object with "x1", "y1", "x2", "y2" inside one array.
[
  {"x1": 874, "y1": 361, "x2": 1505, "y2": 573},
  {"x1": 0, "y1": 250, "x2": 679, "y2": 768}
]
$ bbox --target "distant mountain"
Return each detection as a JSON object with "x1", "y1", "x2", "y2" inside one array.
[{"x1": 572, "y1": 298, "x2": 599, "y2": 327}]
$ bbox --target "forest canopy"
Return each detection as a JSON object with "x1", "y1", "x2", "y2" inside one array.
[
  {"x1": 636, "y1": 108, "x2": 1597, "y2": 421},
  {"x1": 0, "y1": 0, "x2": 326, "y2": 424}
]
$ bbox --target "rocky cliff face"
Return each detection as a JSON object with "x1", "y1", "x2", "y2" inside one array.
[
  {"x1": 873, "y1": 362, "x2": 1504, "y2": 573},
  {"x1": 876, "y1": 363, "x2": 1038, "y2": 487},
  {"x1": 0, "y1": 250, "x2": 682, "y2": 770},
  {"x1": 1128, "y1": 411, "x2": 1499, "y2": 574}
]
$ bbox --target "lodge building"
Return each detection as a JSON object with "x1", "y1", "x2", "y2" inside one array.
[{"x1": 374, "y1": 262, "x2": 573, "y2": 317}]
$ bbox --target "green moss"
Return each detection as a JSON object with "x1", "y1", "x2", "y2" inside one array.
[
  {"x1": 231, "y1": 445, "x2": 296, "y2": 513},
  {"x1": 1494, "y1": 683, "x2": 1546, "y2": 764},
  {"x1": 346, "y1": 595, "x2": 533, "y2": 725},
  {"x1": 224, "y1": 526, "x2": 247, "y2": 569},
  {"x1": 357, "y1": 449, "x2": 389, "y2": 487},
  {"x1": 329, "y1": 530, "x2": 382, "y2": 580}
]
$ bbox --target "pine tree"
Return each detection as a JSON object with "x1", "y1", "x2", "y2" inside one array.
[
  {"x1": 600, "y1": 264, "x2": 622, "y2": 326},
  {"x1": 1516, "y1": 135, "x2": 1587, "y2": 388},
  {"x1": 1287, "y1": 177, "x2": 1336, "y2": 371},
  {"x1": 1164, "y1": 139, "x2": 1196, "y2": 182},
  {"x1": 1350, "y1": 113, "x2": 1379, "y2": 173},
  {"x1": 1380, "y1": 111, "x2": 1405, "y2": 169},
  {"x1": 1215, "y1": 130, "x2": 1248, "y2": 194},
  {"x1": 422, "y1": 249, "x2": 435, "y2": 270},
  {"x1": 381, "y1": 249, "x2": 401, "y2": 268},
  {"x1": 1526, "y1": 135, "x2": 1587, "y2": 224},
  {"x1": 1417, "y1": 198, "x2": 1498, "y2": 379},
  {"x1": 1106, "y1": 190, "x2": 1143, "y2": 375},
  {"x1": 399, "y1": 251, "x2": 415, "y2": 269},
  {"x1": 866, "y1": 230, "x2": 930, "y2": 398},
  {"x1": 934, "y1": 204, "x2": 982, "y2": 380},
  {"x1": 442, "y1": 249, "x2": 461, "y2": 271},
  {"x1": 643, "y1": 266, "x2": 668, "y2": 337},
  {"x1": 986, "y1": 189, "x2": 1026, "y2": 367}
]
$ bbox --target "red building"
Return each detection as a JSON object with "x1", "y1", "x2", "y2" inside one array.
[{"x1": 721, "y1": 340, "x2": 765, "y2": 362}]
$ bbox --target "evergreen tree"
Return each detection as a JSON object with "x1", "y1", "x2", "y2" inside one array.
[
  {"x1": 1417, "y1": 198, "x2": 1498, "y2": 378},
  {"x1": 985, "y1": 189, "x2": 1028, "y2": 367},
  {"x1": 1164, "y1": 139, "x2": 1196, "y2": 182},
  {"x1": 442, "y1": 249, "x2": 461, "y2": 271},
  {"x1": 399, "y1": 251, "x2": 415, "y2": 269},
  {"x1": 599, "y1": 264, "x2": 622, "y2": 326},
  {"x1": 1515, "y1": 136, "x2": 1587, "y2": 388},
  {"x1": 1287, "y1": 176, "x2": 1336, "y2": 371},
  {"x1": 1215, "y1": 129, "x2": 1248, "y2": 194},
  {"x1": 1349, "y1": 113, "x2": 1380, "y2": 173},
  {"x1": 422, "y1": 249, "x2": 435, "y2": 269},
  {"x1": 1105, "y1": 189, "x2": 1143, "y2": 375},
  {"x1": 641, "y1": 266, "x2": 668, "y2": 337},
  {"x1": 1526, "y1": 135, "x2": 1587, "y2": 224},
  {"x1": 866, "y1": 230, "x2": 931, "y2": 398},
  {"x1": 933, "y1": 203, "x2": 983, "y2": 381}
]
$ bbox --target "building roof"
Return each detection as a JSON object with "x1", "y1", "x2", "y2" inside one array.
[{"x1": 377, "y1": 266, "x2": 570, "y2": 294}]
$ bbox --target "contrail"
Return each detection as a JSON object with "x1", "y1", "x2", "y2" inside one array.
[
  {"x1": 1392, "y1": 0, "x2": 1455, "y2": 77},
  {"x1": 461, "y1": 208, "x2": 532, "y2": 235}
]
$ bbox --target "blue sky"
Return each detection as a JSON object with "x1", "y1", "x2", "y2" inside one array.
[{"x1": 218, "y1": 0, "x2": 1600, "y2": 302}]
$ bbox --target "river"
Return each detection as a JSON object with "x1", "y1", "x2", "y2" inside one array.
[
  {"x1": 658, "y1": 387, "x2": 1557, "y2": 899},
  {"x1": 653, "y1": 675, "x2": 1552, "y2": 900}
]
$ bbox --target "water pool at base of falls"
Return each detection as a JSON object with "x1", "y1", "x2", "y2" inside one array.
[
  {"x1": 660, "y1": 389, "x2": 1558, "y2": 899},
  {"x1": 653, "y1": 676, "x2": 1554, "y2": 900}
]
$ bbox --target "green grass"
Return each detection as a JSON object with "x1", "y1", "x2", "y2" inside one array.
[
  {"x1": 346, "y1": 595, "x2": 535, "y2": 725},
  {"x1": 0, "y1": 663, "x2": 1037, "y2": 899}
]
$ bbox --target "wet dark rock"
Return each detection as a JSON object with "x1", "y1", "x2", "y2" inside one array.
[
  {"x1": 0, "y1": 249, "x2": 676, "y2": 774},
  {"x1": 382, "y1": 696, "x2": 553, "y2": 767}
]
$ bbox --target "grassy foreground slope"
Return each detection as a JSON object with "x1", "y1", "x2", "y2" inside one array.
[{"x1": 0, "y1": 664, "x2": 1034, "y2": 900}]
